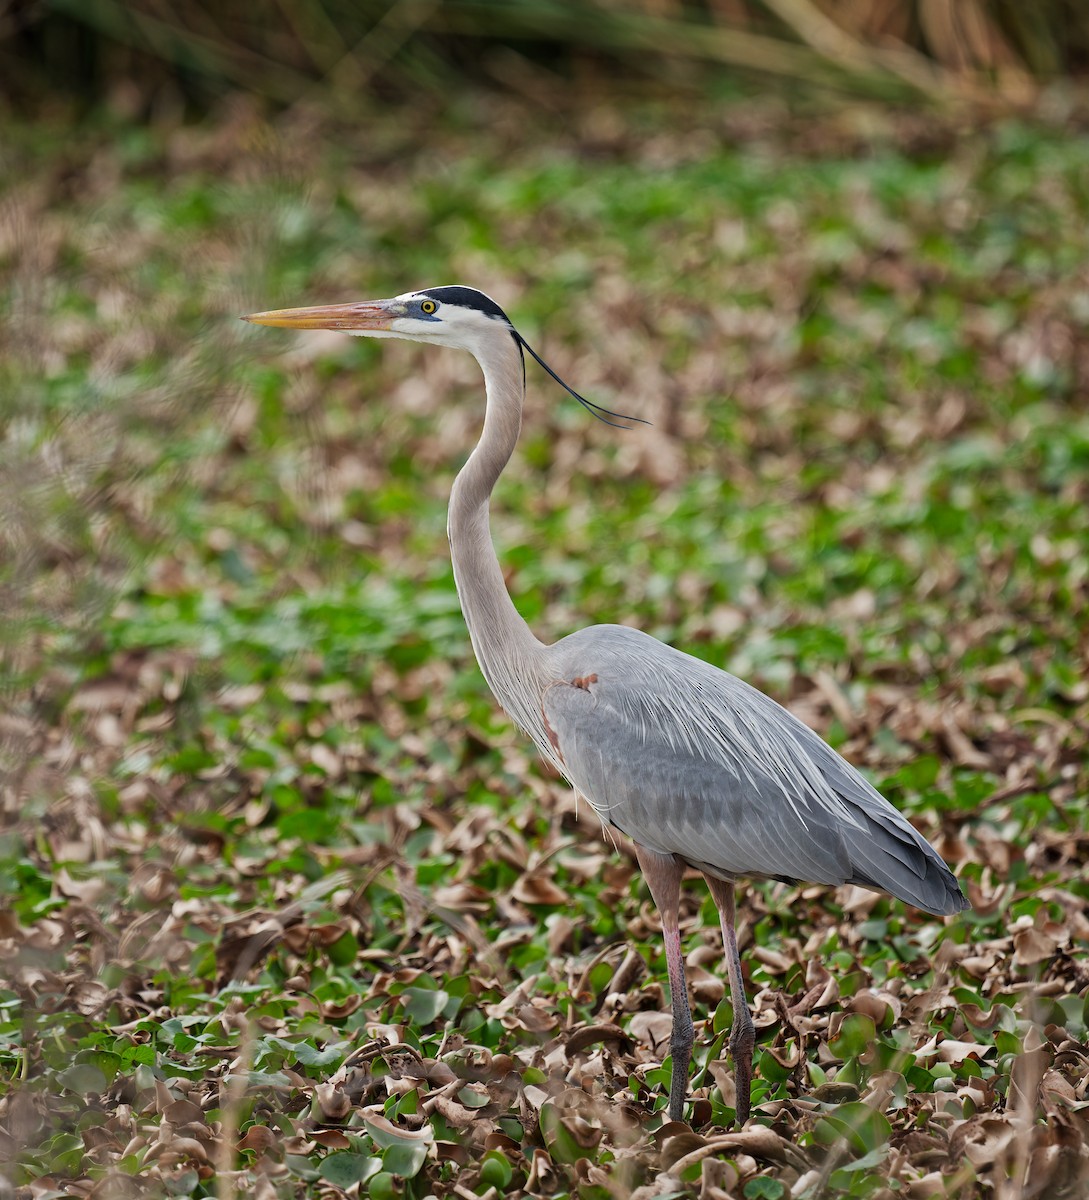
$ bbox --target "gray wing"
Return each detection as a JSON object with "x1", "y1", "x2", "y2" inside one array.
[{"x1": 541, "y1": 625, "x2": 966, "y2": 917}]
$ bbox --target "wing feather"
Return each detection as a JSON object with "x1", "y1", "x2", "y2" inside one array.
[{"x1": 542, "y1": 625, "x2": 966, "y2": 916}]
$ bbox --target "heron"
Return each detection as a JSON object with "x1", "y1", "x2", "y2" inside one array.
[{"x1": 243, "y1": 285, "x2": 968, "y2": 1125}]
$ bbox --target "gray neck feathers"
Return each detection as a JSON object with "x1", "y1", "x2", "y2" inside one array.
[{"x1": 447, "y1": 329, "x2": 551, "y2": 737}]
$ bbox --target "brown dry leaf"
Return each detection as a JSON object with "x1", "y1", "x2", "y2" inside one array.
[
  {"x1": 914, "y1": 1035, "x2": 996, "y2": 1065},
  {"x1": 511, "y1": 871, "x2": 570, "y2": 906},
  {"x1": 660, "y1": 1130, "x2": 710, "y2": 1169},
  {"x1": 314, "y1": 1083, "x2": 351, "y2": 1122},
  {"x1": 510, "y1": 1002, "x2": 559, "y2": 1033},
  {"x1": 905, "y1": 1172, "x2": 951, "y2": 1198},
  {"x1": 1041, "y1": 1069, "x2": 1078, "y2": 1105},
  {"x1": 310, "y1": 920, "x2": 351, "y2": 947},
  {"x1": 1013, "y1": 924, "x2": 1059, "y2": 965},
  {"x1": 162, "y1": 1099, "x2": 205, "y2": 1126},
  {"x1": 146, "y1": 1136, "x2": 210, "y2": 1164},
  {"x1": 629, "y1": 1012, "x2": 674, "y2": 1053},
  {"x1": 237, "y1": 1125, "x2": 278, "y2": 1154},
  {"x1": 432, "y1": 1095, "x2": 486, "y2": 1128},
  {"x1": 667, "y1": 1127, "x2": 810, "y2": 1175},
  {"x1": 949, "y1": 1115, "x2": 1018, "y2": 1167},
  {"x1": 309, "y1": 1130, "x2": 351, "y2": 1150},
  {"x1": 67, "y1": 980, "x2": 110, "y2": 1016},
  {"x1": 848, "y1": 989, "x2": 900, "y2": 1025},
  {"x1": 432, "y1": 883, "x2": 493, "y2": 912},
  {"x1": 699, "y1": 1154, "x2": 740, "y2": 1200},
  {"x1": 320, "y1": 995, "x2": 363, "y2": 1020},
  {"x1": 521, "y1": 1085, "x2": 550, "y2": 1113},
  {"x1": 363, "y1": 1112, "x2": 434, "y2": 1143},
  {"x1": 564, "y1": 1024, "x2": 631, "y2": 1057},
  {"x1": 958, "y1": 953, "x2": 999, "y2": 979},
  {"x1": 54, "y1": 868, "x2": 107, "y2": 904}
]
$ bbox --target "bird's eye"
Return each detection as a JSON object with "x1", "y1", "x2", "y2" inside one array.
[{"x1": 420, "y1": 299, "x2": 437, "y2": 314}]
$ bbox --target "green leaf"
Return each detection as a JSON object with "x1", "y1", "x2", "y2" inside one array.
[
  {"x1": 828, "y1": 1014, "x2": 877, "y2": 1060},
  {"x1": 121, "y1": 1042, "x2": 156, "y2": 1067},
  {"x1": 55, "y1": 1063, "x2": 109, "y2": 1094},
  {"x1": 383, "y1": 1140, "x2": 428, "y2": 1178},
  {"x1": 402, "y1": 987, "x2": 451, "y2": 1025},
  {"x1": 539, "y1": 1099, "x2": 583, "y2": 1165},
  {"x1": 832, "y1": 1144, "x2": 890, "y2": 1174},
  {"x1": 744, "y1": 1178, "x2": 786, "y2": 1200},
  {"x1": 368, "y1": 1172, "x2": 397, "y2": 1200},
  {"x1": 757, "y1": 1048, "x2": 792, "y2": 1084},
  {"x1": 813, "y1": 1102, "x2": 892, "y2": 1155},
  {"x1": 39, "y1": 1131, "x2": 85, "y2": 1175},
  {"x1": 327, "y1": 929, "x2": 358, "y2": 965},
  {"x1": 480, "y1": 1150, "x2": 514, "y2": 1189},
  {"x1": 456, "y1": 1085, "x2": 490, "y2": 1109},
  {"x1": 318, "y1": 1152, "x2": 381, "y2": 1187},
  {"x1": 264, "y1": 1036, "x2": 347, "y2": 1068}
]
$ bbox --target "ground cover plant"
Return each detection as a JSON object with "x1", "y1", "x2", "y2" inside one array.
[{"x1": 2, "y1": 92, "x2": 1089, "y2": 1197}]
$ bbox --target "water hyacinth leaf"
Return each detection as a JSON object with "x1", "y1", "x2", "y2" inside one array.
[
  {"x1": 829, "y1": 1014, "x2": 877, "y2": 1060},
  {"x1": 403, "y1": 987, "x2": 451, "y2": 1025},
  {"x1": 832, "y1": 1144, "x2": 890, "y2": 1176},
  {"x1": 262, "y1": 1036, "x2": 347, "y2": 1068},
  {"x1": 479, "y1": 1151, "x2": 514, "y2": 1188},
  {"x1": 756, "y1": 1049, "x2": 793, "y2": 1084},
  {"x1": 382, "y1": 1140, "x2": 429, "y2": 1178},
  {"x1": 813, "y1": 1102, "x2": 893, "y2": 1155},
  {"x1": 539, "y1": 1100, "x2": 584, "y2": 1165},
  {"x1": 368, "y1": 1173, "x2": 397, "y2": 1200},
  {"x1": 327, "y1": 928, "x2": 358, "y2": 965},
  {"x1": 744, "y1": 1178, "x2": 786, "y2": 1199},
  {"x1": 38, "y1": 1132, "x2": 85, "y2": 1176},
  {"x1": 55, "y1": 1063, "x2": 110, "y2": 1094},
  {"x1": 457, "y1": 1085, "x2": 490, "y2": 1109},
  {"x1": 318, "y1": 1152, "x2": 381, "y2": 1187}
]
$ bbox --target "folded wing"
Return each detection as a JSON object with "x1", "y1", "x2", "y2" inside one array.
[{"x1": 542, "y1": 625, "x2": 966, "y2": 917}]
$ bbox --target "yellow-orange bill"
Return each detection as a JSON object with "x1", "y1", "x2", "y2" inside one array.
[{"x1": 242, "y1": 301, "x2": 394, "y2": 331}]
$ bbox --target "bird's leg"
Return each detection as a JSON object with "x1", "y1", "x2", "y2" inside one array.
[
  {"x1": 704, "y1": 874, "x2": 755, "y2": 1125},
  {"x1": 635, "y1": 846, "x2": 693, "y2": 1123}
]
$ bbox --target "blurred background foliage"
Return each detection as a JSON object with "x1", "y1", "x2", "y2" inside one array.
[
  {"x1": 3, "y1": 0, "x2": 1087, "y2": 115},
  {"x1": 3, "y1": 0, "x2": 1089, "y2": 1195}
]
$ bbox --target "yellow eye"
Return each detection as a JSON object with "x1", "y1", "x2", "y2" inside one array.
[{"x1": 420, "y1": 299, "x2": 437, "y2": 314}]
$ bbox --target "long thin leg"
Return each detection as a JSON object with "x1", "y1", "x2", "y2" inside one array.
[
  {"x1": 635, "y1": 845, "x2": 693, "y2": 1122},
  {"x1": 704, "y1": 874, "x2": 755, "y2": 1125}
]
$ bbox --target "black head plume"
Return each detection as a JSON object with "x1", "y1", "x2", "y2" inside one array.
[
  {"x1": 420, "y1": 285, "x2": 648, "y2": 430},
  {"x1": 513, "y1": 333, "x2": 650, "y2": 430}
]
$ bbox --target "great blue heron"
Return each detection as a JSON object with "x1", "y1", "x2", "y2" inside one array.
[{"x1": 243, "y1": 285, "x2": 968, "y2": 1125}]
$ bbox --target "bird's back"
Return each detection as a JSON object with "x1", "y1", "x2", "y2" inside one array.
[{"x1": 539, "y1": 624, "x2": 966, "y2": 917}]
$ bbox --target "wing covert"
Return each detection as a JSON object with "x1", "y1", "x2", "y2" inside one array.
[{"x1": 540, "y1": 625, "x2": 965, "y2": 915}]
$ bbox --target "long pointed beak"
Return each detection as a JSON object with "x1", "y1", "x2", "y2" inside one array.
[{"x1": 242, "y1": 300, "x2": 398, "y2": 331}]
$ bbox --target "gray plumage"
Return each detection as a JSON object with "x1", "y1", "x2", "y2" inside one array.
[
  {"x1": 542, "y1": 624, "x2": 964, "y2": 916},
  {"x1": 244, "y1": 283, "x2": 969, "y2": 1127}
]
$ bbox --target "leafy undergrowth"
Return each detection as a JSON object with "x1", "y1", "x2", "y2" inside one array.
[{"x1": 2, "y1": 93, "x2": 1089, "y2": 1198}]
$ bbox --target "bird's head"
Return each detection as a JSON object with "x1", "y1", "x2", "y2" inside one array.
[
  {"x1": 243, "y1": 285, "x2": 514, "y2": 353},
  {"x1": 243, "y1": 284, "x2": 647, "y2": 428}
]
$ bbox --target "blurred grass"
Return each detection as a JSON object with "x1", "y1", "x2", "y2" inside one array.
[
  {"x1": 4, "y1": 0, "x2": 1087, "y2": 114},
  {"x1": 1, "y1": 91, "x2": 1089, "y2": 1195}
]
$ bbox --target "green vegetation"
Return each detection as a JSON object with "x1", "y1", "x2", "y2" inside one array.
[{"x1": 2, "y1": 94, "x2": 1088, "y2": 1197}]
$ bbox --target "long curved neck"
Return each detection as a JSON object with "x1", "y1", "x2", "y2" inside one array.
[{"x1": 448, "y1": 330, "x2": 549, "y2": 723}]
